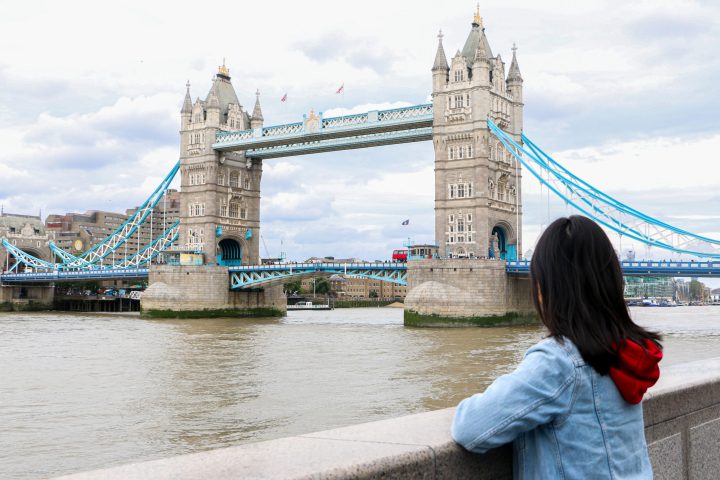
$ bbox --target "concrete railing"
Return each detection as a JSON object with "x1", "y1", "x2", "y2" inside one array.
[{"x1": 55, "y1": 357, "x2": 720, "y2": 480}]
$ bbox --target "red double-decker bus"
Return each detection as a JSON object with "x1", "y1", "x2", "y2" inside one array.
[{"x1": 392, "y1": 249, "x2": 408, "y2": 262}]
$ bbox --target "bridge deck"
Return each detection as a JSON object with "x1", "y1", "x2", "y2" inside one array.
[{"x1": 2, "y1": 260, "x2": 720, "y2": 285}]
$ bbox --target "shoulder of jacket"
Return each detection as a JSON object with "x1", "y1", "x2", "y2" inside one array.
[{"x1": 528, "y1": 337, "x2": 585, "y2": 368}]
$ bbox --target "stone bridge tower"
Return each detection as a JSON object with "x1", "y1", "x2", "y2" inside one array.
[
  {"x1": 431, "y1": 7, "x2": 524, "y2": 260},
  {"x1": 178, "y1": 63, "x2": 263, "y2": 266}
]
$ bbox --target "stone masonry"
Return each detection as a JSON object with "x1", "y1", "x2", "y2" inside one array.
[
  {"x1": 141, "y1": 265, "x2": 286, "y2": 317},
  {"x1": 404, "y1": 258, "x2": 534, "y2": 326}
]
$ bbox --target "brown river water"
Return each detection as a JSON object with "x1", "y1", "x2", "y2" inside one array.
[{"x1": 1, "y1": 306, "x2": 719, "y2": 479}]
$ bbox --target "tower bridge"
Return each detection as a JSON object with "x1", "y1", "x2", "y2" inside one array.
[{"x1": 2, "y1": 8, "x2": 720, "y2": 321}]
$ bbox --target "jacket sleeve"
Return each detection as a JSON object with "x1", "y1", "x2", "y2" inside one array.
[{"x1": 451, "y1": 340, "x2": 576, "y2": 454}]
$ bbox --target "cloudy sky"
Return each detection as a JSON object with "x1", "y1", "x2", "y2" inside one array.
[{"x1": 1, "y1": 0, "x2": 719, "y2": 282}]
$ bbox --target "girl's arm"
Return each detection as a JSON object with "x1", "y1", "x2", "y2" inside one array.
[{"x1": 451, "y1": 340, "x2": 576, "y2": 454}]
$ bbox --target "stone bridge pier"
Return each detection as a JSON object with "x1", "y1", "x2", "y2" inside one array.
[
  {"x1": 404, "y1": 258, "x2": 534, "y2": 326},
  {"x1": 141, "y1": 265, "x2": 286, "y2": 318}
]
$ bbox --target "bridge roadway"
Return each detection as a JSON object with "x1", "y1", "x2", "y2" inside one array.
[{"x1": 2, "y1": 260, "x2": 720, "y2": 287}]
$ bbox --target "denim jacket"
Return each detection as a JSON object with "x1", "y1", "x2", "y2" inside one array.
[{"x1": 451, "y1": 337, "x2": 653, "y2": 479}]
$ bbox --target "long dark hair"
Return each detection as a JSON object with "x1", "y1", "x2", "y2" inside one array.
[{"x1": 530, "y1": 216, "x2": 661, "y2": 374}]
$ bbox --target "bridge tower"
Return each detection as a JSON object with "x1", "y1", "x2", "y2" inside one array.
[
  {"x1": 431, "y1": 7, "x2": 524, "y2": 260},
  {"x1": 178, "y1": 62, "x2": 262, "y2": 266}
]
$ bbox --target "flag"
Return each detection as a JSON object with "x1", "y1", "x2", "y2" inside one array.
[
  {"x1": 335, "y1": 83, "x2": 344, "y2": 94},
  {"x1": 281, "y1": 93, "x2": 287, "y2": 102},
  {"x1": 401, "y1": 219, "x2": 410, "y2": 226}
]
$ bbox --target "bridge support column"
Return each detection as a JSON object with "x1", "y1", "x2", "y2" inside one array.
[
  {"x1": 0, "y1": 284, "x2": 54, "y2": 311},
  {"x1": 403, "y1": 259, "x2": 535, "y2": 327},
  {"x1": 141, "y1": 265, "x2": 286, "y2": 318}
]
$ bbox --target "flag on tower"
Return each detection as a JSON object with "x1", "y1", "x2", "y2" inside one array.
[
  {"x1": 401, "y1": 219, "x2": 410, "y2": 226},
  {"x1": 281, "y1": 93, "x2": 287, "y2": 102},
  {"x1": 335, "y1": 83, "x2": 344, "y2": 94}
]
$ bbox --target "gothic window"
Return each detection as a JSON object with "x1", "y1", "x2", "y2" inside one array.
[
  {"x1": 219, "y1": 200, "x2": 228, "y2": 217},
  {"x1": 229, "y1": 171, "x2": 240, "y2": 188},
  {"x1": 218, "y1": 172, "x2": 226, "y2": 186},
  {"x1": 449, "y1": 185, "x2": 458, "y2": 199},
  {"x1": 240, "y1": 207, "x2": 247, "y2": 219},
  {"x1": 449, "y1": 214, "x2": 455, "y2": 223},
  {"x1": 466, "y1": 93, "x2": 470, "y2": 106},
  {"x1": 454, "y1": 70, "x2": 464, "y2": 82},
  {"x1": 457, "y1": 217, "x2": 465, "y2": 233},
  {"x1": 497, "y1": 145, "x2": 503, "y2": 163},
  {"x1": 458, "y1": 235, "x2": 465, "y2": 243},
  {"x1": 467, "y1": 183, "x2": 473, "y2": 197},
  {"x1": 243, "y1": 177, "x2": 250, "y2": 189},
  {"x1": 468, "y1": 234, "x2": 473, "y2": 243},
  {"x1": 448, "y1": 147, "x2": 454, "y2": 160},
  {"x1": 229, "y1": 200, "x2": 240, "y2": 218},
  {"x1": 467, "y1": 145, "x2": 473, "y2": 157},
  {"x1": 454, "y1": 95, "x2": 463, "y2": 108},
  {"x1": 458, "y1": 146, "x2": 464, "y2": 159},
  {"x1": 467, "y1": 213, "x2": 472, "y2": 223},
  {"x1": 457, "y1": 184, "x2": 466, "y2": 198},
  {"x1": 450, "y1": 225, "x2": 455, "y2": 233}
]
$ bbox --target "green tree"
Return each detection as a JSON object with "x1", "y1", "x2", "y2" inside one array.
[
  {"x1": 284, "y1": 280, "x2": 302, "y2": 295},
  {"x1": 369, "y1": 290, "x2": 379, "y2": 298},
  {"x1": 314, "y1": 277, "x2": 330, "y2": 295},
  {"x1": 689, "y1": 279, "x2": 705, "y2": 301}
]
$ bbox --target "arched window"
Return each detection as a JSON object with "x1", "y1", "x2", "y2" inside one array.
[{"x1": 243, "y1": 177, "x2": 250, "y2": 189}]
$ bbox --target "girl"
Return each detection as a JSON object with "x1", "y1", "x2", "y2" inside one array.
[{"x1": 452, "y1": 215, "x2": 662, "y2": 479}]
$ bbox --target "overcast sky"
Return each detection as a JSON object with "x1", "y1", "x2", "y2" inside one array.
[{"x1": 1, "y1": 0, "x2": 719, "y2": 283}]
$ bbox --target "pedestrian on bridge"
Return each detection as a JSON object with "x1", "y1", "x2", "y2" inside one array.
[{"x1": 452, "y1": 215, "x2": 663, "y2": 479}]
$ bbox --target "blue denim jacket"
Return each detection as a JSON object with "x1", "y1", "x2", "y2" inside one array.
[{"x1": 452, "y1": 337, "x2": 653, "y2": 479}]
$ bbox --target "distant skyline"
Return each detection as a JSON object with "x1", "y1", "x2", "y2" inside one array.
[{"x1": 1, "y1": 0, "x2": 719, "y2": 285}]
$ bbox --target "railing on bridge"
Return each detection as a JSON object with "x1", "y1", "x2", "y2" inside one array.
[
  {"x1": 213, "y1": 104, "x2": 433, "y2": 156},
  {"x1": 0, "y1": 268, "x2": 149, "y2": 283},
  {"x1": 229, "y1": 262, "x2": 408, "y2": 289},
  {"x1": 506, "y1": 259, "x2": 720, "y2": 277}
]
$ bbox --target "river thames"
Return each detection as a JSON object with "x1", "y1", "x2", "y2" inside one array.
[{"x1": 2, "y1": 306, "x2": 720, "y2": 479}]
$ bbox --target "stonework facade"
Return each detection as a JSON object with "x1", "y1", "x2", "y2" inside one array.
[
  {"x1": 0, "y1": 213, "x2": 51, "y2": 272},
  {"x1": 431, "y1": 12, "x2": 524, "y2": 260},
  {"x1": 179, "y1": 64, "x2": 263, "y2": 266}
]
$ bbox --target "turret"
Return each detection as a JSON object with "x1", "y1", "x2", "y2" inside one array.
[
  {"x1": 206, "y1": 90, "x2": 220, "y2": 127},
  {"x1": 250, "y1": 89, "x2": 264, "y2": 130},
  {"x1": 432, "y1": 30, "x2": 449, "y2": 93},
  {"x1": 180, "y1": 81, "x2": 192, "y2": 128},
  {"x1": 472, "y1": 38, "x2": 490, "y2": 87},
  {"x1": 506, "y1": 43, "x2": 524, "y2": 136}
]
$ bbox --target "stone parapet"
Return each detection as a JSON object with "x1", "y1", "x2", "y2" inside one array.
[
  {"x1": 404, "y1": 258, "x2": 534, "y2": 326},
  {"x1": 53, "y1": 356, "x2": 720, "y2": 479}
]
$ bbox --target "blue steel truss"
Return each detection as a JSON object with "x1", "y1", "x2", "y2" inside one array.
[
  {"x1": 213, "y1": 104, "x2": 433, "y2": 157},
  {"x1": 488, "y1": 119, "x2": 720, "y2": 259},
  {"x1": 2, "y1": 162, "x2": 181, "y2": 272},
  {"x1": 506, "y1": 259, "x2": 720, "y2": 277},
  {"x1": 229, "y1": 263, "x2": 408, "y2": 289}
]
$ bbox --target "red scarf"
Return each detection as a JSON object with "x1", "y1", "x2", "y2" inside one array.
[{"x1": 609, "y1": 339, "x2": 662, "y2": 404}]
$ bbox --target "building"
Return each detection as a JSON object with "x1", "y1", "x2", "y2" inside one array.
[
  {"x1": 178, "y1": 65, "x2": 262, "y2": 265},
  {"x1": 431, "y1": 7, "x2": 523, "y2": 259},
  {"x1": 302, "y1": 274, "x2": 407, "y2": 299},
  {"x1": 625, "y1": 276, "x2": 683, "y2": 300},
  {"x1": 0, "y1": 213, "x2": 52, "y2": 272}
]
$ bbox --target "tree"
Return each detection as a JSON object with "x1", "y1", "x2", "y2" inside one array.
[
  {"x1": 284, "y1": 280, "x2": 302, "y2": 295},
  {"x1": 369, "y1": 290, "x2": 379, "y2": 298},
  {"x1": 689, "y1": 279, "x2": 705, "y2": 301},
  {"x1": 314, "y1": 277, "x2": 330, "y2": 295}
]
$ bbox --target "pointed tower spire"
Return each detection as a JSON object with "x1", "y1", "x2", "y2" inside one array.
[
  {"x1": 473, "y1": 3, "x2": 483, "y2": 29},
  {"x1": 507, "y1": 43, "x2": 523, "y2": 83},
  {"x1": 181, "y1": 80, "x2": 192, "y2": 113},
  {"x1": 432, "y1": 30, "x2": 449, "y2": 71},
  {"x1": 251, "y1": 89, "x2": 264, "y2": 129}
]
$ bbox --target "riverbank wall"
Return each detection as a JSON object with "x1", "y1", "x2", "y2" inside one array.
[
  {"x1": 54, "y1": 356, "x2": 720, "y2": 479},
  {"x1": 0, "y1": 284, "x2": 54, "y2": 311},
  {"x1": 140, "y1": 265, "x2": 286, "y2": 318},
  {"x1": 404, "y1": 258, "x2": 536, "y2": 327}
]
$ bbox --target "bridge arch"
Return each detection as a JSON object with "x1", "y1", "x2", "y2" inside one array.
[
  {"x1": 490, "y1": 221, "x2": 517, "y2": 260},
  {"x1": 217, "y1": 237, "x2": 244, "y2": 266}
]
